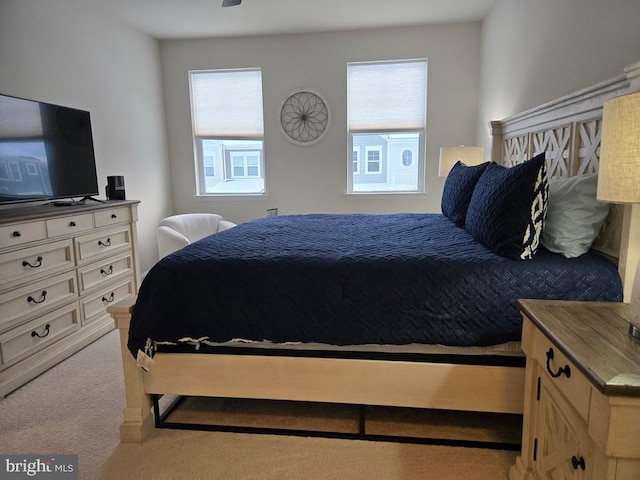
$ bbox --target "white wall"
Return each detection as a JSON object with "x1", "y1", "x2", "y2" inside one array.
[
  {"x1": 478, "y1": 0, "x2": 640, "y2": 152},
  {"x1": 0, "y1": 0, "x2": 172, "y2": 273},
  {"x1": 161, "y1": 23, "x2": 482, "y2": 224}
]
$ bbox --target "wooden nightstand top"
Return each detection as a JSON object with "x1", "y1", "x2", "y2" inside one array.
[{"x1": 517, "y1": 299, "x2": 640, "y2": 397}]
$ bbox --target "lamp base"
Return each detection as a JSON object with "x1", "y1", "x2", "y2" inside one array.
[{"x1": 630, "y1": 323, "x2": 640, "y2": 340}]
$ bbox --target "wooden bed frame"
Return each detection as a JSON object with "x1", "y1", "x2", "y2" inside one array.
[{"x1": 109, "y1": 60, "x2": 640, "y2": 443}]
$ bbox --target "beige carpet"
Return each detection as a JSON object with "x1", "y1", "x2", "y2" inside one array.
[
  {"x1": 0, "y1": 330, "x2": 520, "y2": 479},
  {"x1": 101, "y1": 429, "x2": 518, "y2": 480}
]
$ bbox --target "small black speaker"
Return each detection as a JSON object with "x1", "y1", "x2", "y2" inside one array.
[{"x1": 106, "y1": 176, "x2": 126, "y2": 200}]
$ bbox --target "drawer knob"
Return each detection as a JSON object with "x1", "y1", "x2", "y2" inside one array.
[
  {"x1": 102, "y1": 292, "x2": 116, "y2": 304},
  {"x1": 69, "y1": 221, "x2": 77, "y2": 227},
  {"x1": 571, "y1": 456, "x2": 585, "y2": 471},
  {"x1": 22, "y1": 256, "x2": 43, "y2": 268},
  {"x1": 31, "y1": 323, "x2": 51, "y2": 339},
  {"x1": 12, "y1": 230, "x2": 21, "y2": 238},
  {"x1": 546, "y1": 348, "x2": 571, "y2": 378},
  {"x1": 111, "y1": 214, "x2": 117, "y2": 219},
  {"x1": 27, "y1": 290, "x2": 47, "y2": 305},
  {"x1": 100, "y1": 265, "x2": 114, "y2": 276},
  {"x1": 98, "y1": 238, "x2": 112, "y2": 247}
]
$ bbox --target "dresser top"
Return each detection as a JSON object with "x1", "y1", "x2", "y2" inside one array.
[
  {"x1": 518, "y1": 299, "x2": 640, "y2": 396},
  {"x1": 0, "y1": 199, "x2": 139, "y2": 225}
]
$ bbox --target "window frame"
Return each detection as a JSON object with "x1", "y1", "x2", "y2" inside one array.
[
  {"x1": 346, "y1": 59, "x2": 427, "y2": 194},
  {"x1": 189, "y1": 68, "x2": 266, "y2": 196},
  {"x1": 365, "y1": 146, "x2": 383, "y2": 174}
]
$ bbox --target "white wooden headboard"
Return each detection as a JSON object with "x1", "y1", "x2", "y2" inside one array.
[{"x1": 489, "y1": 60, "x2": 640, "y2": 301}]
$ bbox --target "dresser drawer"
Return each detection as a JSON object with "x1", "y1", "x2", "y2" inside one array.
[
  {"x1": 80, "y1": 277, "x2": 135, "y2": 325},
  {"x1": 532, "y1": 328, "x2": 592, "y2": 422},
  {"x1": 0, "y1": 220, "x2": 47, "y2": 249},
  {"x1": 0, "y1": 271, "x2": 78, "y2": 332},
  {"x1": 46, "y1": 213, "x2": 94, "y2": 238},
  {"x1": 75, "y1": 226, "x2": 132, "y2": 265},
  {"x1": 94, "y1": 207, "x2": 132, "y2": 228},
  {"x1": 0, "y1": 302, "x2": 80, "y2": 368},
  {"x1": 77, "y1": 251, "x2": 133, "y2": 294},
  {"x1": 0, "y1": 239, "x2": 74, "y2": 291}
]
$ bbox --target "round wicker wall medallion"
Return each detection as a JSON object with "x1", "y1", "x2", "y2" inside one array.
[{"x1": 279, "y1": 89, "x2": 330, "y2": 146}]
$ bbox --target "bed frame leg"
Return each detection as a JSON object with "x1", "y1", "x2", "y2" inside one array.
[{"x1": 108, "y1": 299, "x2": 154, "y2": 443}]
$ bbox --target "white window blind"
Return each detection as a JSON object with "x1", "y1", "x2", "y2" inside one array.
[
  {"x1": 348, "y1": 60, "x2": 427, "y2": 133},
  {"x1": 190, "y1": 69, "x2": 264, "y2": 139}
]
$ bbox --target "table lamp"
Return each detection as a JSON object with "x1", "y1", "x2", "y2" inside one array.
[
  {"x1": 438, "y1": 146, "x2": 485, "y2": 176},
  {"x1": 597, "y1": 91, "x2": 640, "y2": 339}
]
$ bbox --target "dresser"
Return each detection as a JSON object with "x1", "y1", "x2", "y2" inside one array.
[
  {"x1": 510, "y1": 299, "x2": 640, "y2": 480},
  {"x1": 0, "y1": 200, "x2": 140, "y2": 398}
]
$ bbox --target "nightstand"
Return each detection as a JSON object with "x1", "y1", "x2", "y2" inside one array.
[{"x1": 510, "y1": 300, "x2": 640, "y2": 480}]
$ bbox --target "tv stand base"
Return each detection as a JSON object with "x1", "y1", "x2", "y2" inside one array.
[{"x1": 51, "y1": 196, "x2": 106, "y2": 207}]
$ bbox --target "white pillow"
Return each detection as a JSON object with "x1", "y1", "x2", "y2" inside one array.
[{"x1": 542, "y1": 173, "x2": 609, "y2": 258}]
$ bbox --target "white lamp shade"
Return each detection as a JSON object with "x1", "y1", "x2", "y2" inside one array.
[
  {"x1": 438, "y1": 146, "x2": 485, "y2": 177},
  {"x1": 597, "y1": 91, "x2": 640, "y2": 203}
]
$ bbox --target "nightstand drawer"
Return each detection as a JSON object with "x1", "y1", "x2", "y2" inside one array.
[
  {"x1": 0, "y1": 271, "x2": 78, "y2": 332},
  {"x1": 532, "y1": 327, "x2": 591, "y2": 422},
  {"x1": 0, "y1": 303, "x2": 80, "y2": 368}
]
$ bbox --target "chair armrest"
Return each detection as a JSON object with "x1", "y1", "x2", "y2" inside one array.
[
  {"x1": 157, "y1": 226, "x2": 190, "y2": 259},
  {"x1": 218, "y1": 220, "x2": 237, "y2": 232}
]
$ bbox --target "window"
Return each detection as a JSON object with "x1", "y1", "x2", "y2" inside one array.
[
  {"x1": 189, "y1": 68, "x2": 265, "y2": 195},
  {"x1": 401, "y1": 149, "x2": 413, "y2": 167},
  {"x1": 365, "y1": 146, "x2": 382, "y2": 174},
  {"x1": 347, "y1": 60, "x2": 427, "y2": 193},
  {"x1": 352, "y1": 147, "x2": 360, "y2": 174},
  {"x1": 231, "y1": 151, "x2": 261, "y2": 178}
]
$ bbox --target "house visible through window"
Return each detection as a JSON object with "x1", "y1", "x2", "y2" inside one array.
[
  {"x1": 347, "y1": 59, "x2": 427, "y2": 193},
  {"x1": 189, "y1": 68, "x2": 265, "y2": 195}
]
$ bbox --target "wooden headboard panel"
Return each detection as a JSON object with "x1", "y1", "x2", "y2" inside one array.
[{"x1": 489, "y1": 60, "x2": 640, "y2": 301}]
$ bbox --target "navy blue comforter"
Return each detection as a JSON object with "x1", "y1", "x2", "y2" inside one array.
[{"x1": 128, "y1": 213, "x2": 622, "y2": 357}]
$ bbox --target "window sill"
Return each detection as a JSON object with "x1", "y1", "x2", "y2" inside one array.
[
  {"x1": 345, "y1": 191, "x2": 427, "y2": 199},
  {"x1": 194, "y1": 193, "x2": 268, "y2": 201}
]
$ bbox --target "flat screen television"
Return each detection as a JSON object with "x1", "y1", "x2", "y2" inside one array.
[{"x1": 0, "y1": 93, "x2": 99, "y2": 205}]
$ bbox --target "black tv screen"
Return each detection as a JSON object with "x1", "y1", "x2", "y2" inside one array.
[{"x1": 0, "y1": 93, "x2": 99, "y2": 205}]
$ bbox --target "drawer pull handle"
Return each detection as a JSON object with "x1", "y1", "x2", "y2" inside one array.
[
  {"x1": 100, "y1": 265, "x2": 114, "y2": 276},
  {"x1": 546, "y1": 348, "x2": 571, "y2": 378},
  {"x1": 27, "y1": 290, "x2": 47, "y2": 304},
  {"x1": 22, "y1": 256, "x2": 43, "y2": 268},
  {"x1": 98, "y1": 238, "x2": 111, "y2": 247},
  {"x1": 69, "y1": 221, "x2": 77, "y2": 227},
  {"x1": 31, "y1": 323, "x2": 50, "y2": 339},
  {"x1": 571, "y1": 456, "x2": 585, "y2": 471},
  {"x1": 111, "y1": 214, "x2": 117, "y2": 219},
  {"x1": 12, "y1": 230, "x2": 21, "y2": 238},
  {"x1": 102, "y1": 292, "x2": 116, "y2": 304}
]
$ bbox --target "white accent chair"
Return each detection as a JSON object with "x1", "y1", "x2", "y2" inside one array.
[{"x1": 157, "y1": 213, "x2": 236, "y2": 259}]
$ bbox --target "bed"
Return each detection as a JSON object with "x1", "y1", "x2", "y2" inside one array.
[{"x1": 109, "y1": 60, "x2": 640, "y2": 444}]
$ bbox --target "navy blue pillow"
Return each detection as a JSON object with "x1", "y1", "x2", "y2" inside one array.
[
  {"x1": 441, "y1": 161, "x2": 489, "y2": 226},
  {"x1": 465, "y1": 153, "x2": 548, "y2": 260}
]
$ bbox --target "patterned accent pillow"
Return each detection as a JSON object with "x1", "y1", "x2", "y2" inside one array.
[
  {"x1": 441, "y1": 161, "x2": 489, "y2": 226},
  {"x1": 465, "y1": 153, "x2": 548, "y2": 260}
]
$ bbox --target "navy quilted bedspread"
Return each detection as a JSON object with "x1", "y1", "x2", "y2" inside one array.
[{"x1": 128, "y1": 213, "x2": 622, "y2": 357}]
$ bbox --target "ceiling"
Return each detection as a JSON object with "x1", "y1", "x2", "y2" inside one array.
[{"x1": 89, "y1": 0, "x2": 496, "y2": 40}]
